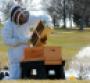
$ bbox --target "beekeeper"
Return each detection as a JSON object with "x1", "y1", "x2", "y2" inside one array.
[{"x1": 2, "y1": 5, "x2": 33, "y2": 79}]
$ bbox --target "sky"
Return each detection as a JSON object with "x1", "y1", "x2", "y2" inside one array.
[
  {"x1": 28, "y1": 0, "x2": 46, "y2": 15},
  {"x1": 24, "y1": 0, "x2": 46, "y2": 16},
  {"x1": 31, "y1": 0, "x2": 42, "y2": 9}
]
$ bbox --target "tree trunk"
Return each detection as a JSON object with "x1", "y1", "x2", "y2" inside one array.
[
  {"x1": 70, "y1": 16, "x2": 73, "y2": 28},
  {"x1": 79, "y1": 18, "x2": 84, "y2": 31},
  {"x1": 63, "y1": 0, "x2": 66, "y2": 28},
  {"x1": 53, "y1": 16, "x2": 56, "y2": 28}
]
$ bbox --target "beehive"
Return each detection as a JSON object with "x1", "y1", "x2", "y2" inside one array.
[{"x1": 22, "y1": 46, "x2": 62, "y2": 65}]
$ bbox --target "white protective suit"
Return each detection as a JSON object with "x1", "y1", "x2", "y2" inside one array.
[{"x1": 2, "y1": 16, "x2": 34, "y2": 79}]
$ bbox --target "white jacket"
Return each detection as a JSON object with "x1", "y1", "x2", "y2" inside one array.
[{"x1": 2, "y1": 18, "x2": 33, "y2": 63}]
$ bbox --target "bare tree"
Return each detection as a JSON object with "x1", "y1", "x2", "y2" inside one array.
[
  {"x1": 42, "y1": 0, "x2": 63, "y2": 27},
  {"x1": 65, "y1": 0, "x2": 74, "y2": 28},
  {"x1": 42, "y1": 0, "x2": 74, "y2": 28},
  {"x1": 73, "y1": 0, "x2": 90, "y2": 30}
]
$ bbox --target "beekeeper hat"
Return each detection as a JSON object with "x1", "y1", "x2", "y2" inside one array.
[
  {"x1": 10, "y1": 5, "x2": 21, "y2": 21},
  {"x1": 10, "y1": 5, "x2": 29, "y2": 25}
]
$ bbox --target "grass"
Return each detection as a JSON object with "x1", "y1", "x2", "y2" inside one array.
[
  {"x1": 48, "y1": 29, "x2": 90, "y2": 60},
  {"x1": 0, "y1": 80, "x2": 90, "y2": 83},
  {"x1": 0, "y1": 23, "x2": 3, "y2": 29}
]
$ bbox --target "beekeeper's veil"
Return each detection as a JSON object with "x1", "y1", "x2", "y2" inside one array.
[{"x1": 10, "y1": 4, "x2": 29, "y2": 25}]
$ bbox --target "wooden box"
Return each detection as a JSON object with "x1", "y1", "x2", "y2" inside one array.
[
  {"x1": 44, "y1": 47, "x2": 62, "y2": 65},
  {"x1": 22, "y1": 47, "x2": 44, "y2": 61},
  {"x1": 22, "y1": 46, "x2": 62, "y2": 65}
]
